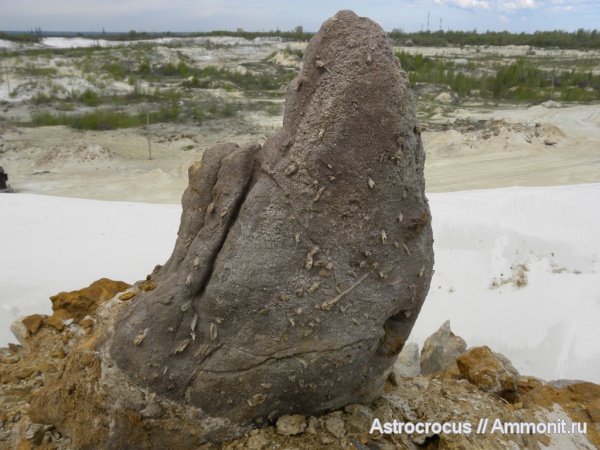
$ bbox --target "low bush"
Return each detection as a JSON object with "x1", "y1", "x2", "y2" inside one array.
[
  {"x1": 29, "y1": 105, "x2": 181, "y2": 130},
  {"x1": 80, "y1": 89, "x2": 100, "y2": 106}
]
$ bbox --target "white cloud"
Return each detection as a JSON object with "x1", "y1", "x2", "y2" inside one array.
[
  {"x1": 499, "y1": 0, "x2": 538, "y2": 11},
  {"x1": 434, "y1": 0, "x2": 540, "y2": 12}
]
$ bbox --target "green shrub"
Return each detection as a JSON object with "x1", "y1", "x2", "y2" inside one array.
[
  {"x1": 177, "y1": 60, "x2": 189, "y2": 77},
  {"x1": 31, "y1": 92, "x2": 56, "y2": 105},
  {"x1": 163, "y1": 62, "x2": 178, "y2": 76},
  {"x1": 80, "y1": 89, "x2": 100, "y2": 106},
  {"x1": 29, "y1": 106, "x2": 180, "y2": 131},
  {"x1": 105, "y1": 62, "x2": 126, "y2": 80},
  {"x1": 139, "y1": 60, "x2": 151, "y2": 78}
]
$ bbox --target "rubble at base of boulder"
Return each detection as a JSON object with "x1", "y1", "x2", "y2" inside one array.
[{"x1": 2, "y1": 303, "x2": 600, "y2": 449}]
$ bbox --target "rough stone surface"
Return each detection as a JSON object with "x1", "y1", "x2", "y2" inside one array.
[
  {"x1": 29, "y1": 10, "x2": 434, "y2": 446},
  {"x1": 246, "y1": 433, "x2": 270, "y2": 450},
  {"x1": 522, "y1": 381, "x2": 600, "y2": 449},
  {"x1": 276, "y1": 415, "x2": 307, "y2": 436},
  {"x1": 49, "y1": 278, "x2": 130, "y2": 323},
  {"x1": 420, "y1": 320, "x2": 466, "y2": 376},
  {"x1": 389, "y1": 342, "x2": 420, "y2": 384},
  {"x1": 45, "y1": 309, "x2": 71, "y2": 332},
  {"x1": 456, "y1": 345, "x2": 520, "y2": 402},
  {"x1": 21, "y1": 315, "x2": 45, "y2": 336},
  {"x1": 325, "y1": 412, "x2": 347, "y2": 439}
]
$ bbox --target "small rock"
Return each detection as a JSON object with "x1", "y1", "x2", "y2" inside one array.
[
  {"x1": 0, "y1": 355, "x2": 21, "y2": 364},
  {"x1": 344, "y1": 404, "x2": 373, "y2": 421},
  {"x1": 390, "y1": 342, "x2": 420, "y2": 384},
  {"x1": 246, "y1": 434, "x2": 269, "y2": 450},
  {"x1": 420, "y1": 320, "x2": 466, "y2": 376},
  {"x1": 15, "y1": 362, "x2": 55, "y2": 381},
  {"x1": 344, "y1": 405, "x2": 373, "y2": 434},
  {"x1": 24, "y1": 422, "x2": 49, "y2": 440},
  {"x1": 118, "y1": 291, "x2": 136, "y2": 301},
  {"x1": 140, "y1": 281, "x2": 157, "y2": 292},
  {"x1": 46, "y1": 309, "x2": 72, "y2": 331},
  {"x1": 140, "y1": 402, "x2": 164, "y2": 419},
  {"x1": 80, "y1": 316, "x2": 95, "y2": 334},
  {"x1": 10, "y1": 320, "x2": 29, "y2": 348},
  {"x1": 541, "y1": 100, "x2": 561, "y2": 108},
  {"x1": 304, "y1": 416, "x2": 318, "y2": 435},
  {"x1": 276, "y1": 414, "x2": 306, "y2": 436},
  {"x1": 4, "y1": 387, "x2": 32, "y2": 399},
  {"x1": 435, "y1": 92, "x2": 458, "y2": 104},
  {"x1": 321, "y1": 435, "x2": 335, "y2": 444},
  {"x1": 50, "y1": 278, "x2": 131, "y2": 321},
  {"x1": 547, "y1": 379, "x2": 585, "y2": 389},
  {"x1": 325, "y1": 415, "x2": 346, "y2": 439},
  {"x1": 50, "y1": 348, "x2": 66, "y2": 359},
  {"x1": 544, "y1": 139, "x2": 557, "y2": 146},
  {"x1": 349, "y1": 439, "x2": 372, "y2": 450},
  {"x1": 22, "y1": 314, "x2": 45, "y2": 336},
  {"x1": 456, "y1": 346, "x2": 519, "y2": 402}
]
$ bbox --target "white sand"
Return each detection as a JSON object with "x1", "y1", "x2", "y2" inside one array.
[
  {"x1": 413, "y1": 184, "x2": 600, "y2": 383},
  {"x1": 0, "y1": 195, "x2": 180, "y2": 342}
]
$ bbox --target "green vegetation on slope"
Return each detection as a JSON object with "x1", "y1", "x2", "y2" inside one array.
[
  {"x1": 2, "y1": 29, "x2": 599, "y2": 131},
  {"x1": 389, "y1": 29, "x2": 600, "y2": 50},
  {"x1": 397, "y1": 52, "x2": 600, "y2": 103},
  {"x1": 2, "y1": 28, "x2": 599, "y2": 50}
]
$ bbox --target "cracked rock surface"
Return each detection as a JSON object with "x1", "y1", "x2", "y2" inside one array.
[{"x1": 29, "y1": 10, "x2": 434, "y2": 446}]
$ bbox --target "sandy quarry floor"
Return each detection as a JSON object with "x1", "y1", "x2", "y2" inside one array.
[
  {"x1": 1, "y1": 102, "x2": 599, "y2": 202},
  {"x1": 424, "y1": 102, "x2": 600, "y2": 192},
  {"x1": 0, "y1": 111, "x2": 282, "y2": 203}
]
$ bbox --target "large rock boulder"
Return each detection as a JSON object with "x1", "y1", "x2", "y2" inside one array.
[{"x1": 30, "y1": 10, "x2": 433, "y2": 446}]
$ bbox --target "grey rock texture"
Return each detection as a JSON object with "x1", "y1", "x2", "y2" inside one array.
[
  {"x1": 420, "y1": 320, "x2": 467, "y2": 376},
  {"x1": 390, "y1": 342, "x2": 421, "y2": 383},
  {"x1": 276, "y1": 414, "x2": 307, "y2": 436},
  {"x1": 29, "y1": 10, "x2": 434, "y2": 446}
]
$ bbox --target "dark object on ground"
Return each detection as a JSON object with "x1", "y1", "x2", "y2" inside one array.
[{"x1": 0, "y1": 166, "x2": 11, "y2": 192}]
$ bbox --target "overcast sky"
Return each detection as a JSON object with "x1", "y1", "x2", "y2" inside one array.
[{"x1": 1, "y1": 0, "x2": 598, "y2": 34}]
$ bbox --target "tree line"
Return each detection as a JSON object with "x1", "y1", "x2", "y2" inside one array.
[
  {"x1": 397, "y1": 51, "x2": 600, "y2": 103},
  {"x1": 389, "y1": 28, "x2": 600, "y2": 50},
  {"x1": 2, "y1": 27, "x2": 600, "y2": 50}
]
